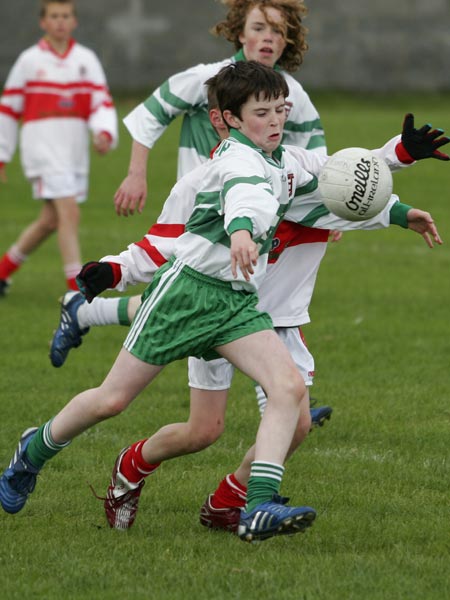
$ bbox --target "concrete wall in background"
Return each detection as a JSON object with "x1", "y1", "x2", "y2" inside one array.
[{"x1": 1, "y1": 0, "x2": 449, "y2": 93}]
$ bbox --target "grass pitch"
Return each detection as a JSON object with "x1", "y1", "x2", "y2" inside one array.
[{"x1": 0, "y1": 93, "x2": 449, "y2": 600}]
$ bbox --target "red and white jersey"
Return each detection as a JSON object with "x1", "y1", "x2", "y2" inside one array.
[{"x1": 0, "y1": 38, "x2": 118, "y2": 178}]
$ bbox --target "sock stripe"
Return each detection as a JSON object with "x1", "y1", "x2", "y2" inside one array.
[
  {"x1": 246, "y1": 461, "x2": 284, "y2": 512},
  {"x1": 9, "y1": 245, "x2": 28, "y2": 264},
  {"x1": 118, "y1": 297, "x2": 132, "y2": 326},
  {"x1": 43, "y1": 420, "x2": 71, "y2": 450},
  {"x1": 250, "y1": 462, "x2": 284, "y2": 481},
  {"x1": 251, "y1": 472, "x2": 283, "y2": 482},
  {"x1": 226, "y1": 474, "x2": 247, "y2": 500},
  {"x1": 251, "y1": 465, "x2": 284, "y2": 475}
]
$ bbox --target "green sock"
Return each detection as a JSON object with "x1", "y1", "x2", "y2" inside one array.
[
  {"x1": 245, "y1": 461, "x2": 284, "y2": 513},
  {"x1": 118, "y1": 297, "x2": 132, "y2": 326},
  {"x1": 25, "y1": 420, "x2": 71, "y2": 469}
]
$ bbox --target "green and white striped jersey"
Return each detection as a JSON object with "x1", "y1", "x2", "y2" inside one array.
[
  {"x1": 173, "y1": 129, "x2": 324, "y2": 292},
  {"x1": 123, "y1": 50, "x2": 326, "y2": 179}
]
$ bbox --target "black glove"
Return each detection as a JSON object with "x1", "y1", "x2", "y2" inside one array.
[
  {"x1": 76, "y1": 261, "x2": 115, "y2": 303},
  {"x1": 401, "y1": 113, "x2": 450, "y2": 161}
]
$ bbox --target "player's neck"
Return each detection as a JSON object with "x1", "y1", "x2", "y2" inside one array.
[{"x1": 44, "y1": 35, "x2": 71, "y2": 56}]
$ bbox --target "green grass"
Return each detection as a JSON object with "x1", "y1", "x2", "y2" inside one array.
[{"x1": 1, "y1": 93, "x2": 450, "y2": 599}]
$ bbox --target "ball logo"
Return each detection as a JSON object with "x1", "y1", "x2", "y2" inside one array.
[
  {"x1": 346, "y1": 156, "x2": 380, "y2": 217},
  {"x1": 318, "y1": 147, "x2": 392, "y2": 222}
]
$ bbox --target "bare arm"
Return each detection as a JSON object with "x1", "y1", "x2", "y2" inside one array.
[{"x1": 114, "y1": 141, "x2": 149, "y2": 217}]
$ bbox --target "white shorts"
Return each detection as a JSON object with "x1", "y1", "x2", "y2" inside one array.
[
  {"x1": 30, "y1": 173, "x2": 88, "y2": 203},
  {"x1": 276, "y1": 327, "x2": 315, "y2": 387},
  {"x1": 188, "y1": 326, "x2": 315, "y2": 390},
  {"x1": 188, "y1": 356, "x2": 234, "y2": 391}
]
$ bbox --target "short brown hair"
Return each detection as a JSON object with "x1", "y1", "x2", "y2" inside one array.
[
  {"x1": 40, "y1": 0, "x2": 76, "y2": 18},
  {"x1": 206, "y1": 61, "x2": 289, "y2": 123},
  {"x1": 212, "y1": 0, "x2": 308, "y2": 73}
]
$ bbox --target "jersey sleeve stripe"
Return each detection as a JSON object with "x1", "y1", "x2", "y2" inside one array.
[
  {"x1": 148, "y1": 223, "x2": 186, "y2": 238},
  {"x1": 0, "y1": 105, "x2": 21, "y2": 119},
  {"x1": 158, "y1": 80, "x2": 193, "y2": 111},
  {"x1": 143, "y1": 95, "x2": 175, "y2": 127},
  {"x1": 299, "y1": 204, "x2": 331, "y2": 227},
  {"x1": 222, "y1": 175, "x2": 270, "y2": 198},
  {"x1": 134, "y1": 238, "x2": 170, "y2": 268},
  {"x1": 306, "y1": 134, "x2": 327, "y2": 150},
  {"x1": 284, "y1": 117, "x2": 324, "y2": 133},
  {"x1": 294, "y1": 176, "x2": 318, "y2": 197}
]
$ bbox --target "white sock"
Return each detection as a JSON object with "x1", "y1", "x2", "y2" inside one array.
[
  {"x1": 64, "y1": 262, "x2": 82, "y2": 281},
  {"x1": 77, "y1": 297, "x2": 122, "y2": 328},
  {"x1": 8, "y1": 244, "x2": 28, "y2": 264},
  {"x1": 255, "y1": 384, "x2": 267, "y2": 416}
]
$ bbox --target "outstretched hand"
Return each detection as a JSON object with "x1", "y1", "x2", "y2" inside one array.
[
  {"x1": 329, "y1": 230, "x2": 343, "y2": 243},
  {"x1": 401, "y1": 113, "x2": 450, "y2": 161},
  {"x1": 406, "y1": 208, "x2": 442, "y2": 248}
]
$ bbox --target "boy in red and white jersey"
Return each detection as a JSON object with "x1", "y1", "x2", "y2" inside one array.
[{"x1": 0, "y1": 0, "x2": 118, "y2": 295}]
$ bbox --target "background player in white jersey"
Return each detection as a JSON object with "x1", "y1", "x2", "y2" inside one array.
[{"x1": 0, "y1": 0, "x2": 118, "y2": 295}]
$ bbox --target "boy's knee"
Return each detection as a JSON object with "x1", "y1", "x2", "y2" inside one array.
[
  {"x1": 95, "y1": 395, "x2": 129, "y2": 419},
  {"x1": 283, "y1": 368, "x2": 306, "y2": 404},
  {"x1": 37, "y1": 214, "x2": 58, "y2": 234},
  {"x1": 187, "y1": 419, "x2": 224, "y2": 452}
]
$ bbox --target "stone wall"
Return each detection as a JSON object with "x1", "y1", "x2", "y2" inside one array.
[{"x1": 1, "y1": 0, "x2": 449, "y2": 92}]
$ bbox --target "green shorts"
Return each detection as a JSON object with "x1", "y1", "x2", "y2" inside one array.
[{"x1": 124, "y1": 258, "x2": 273, "y2": 365}]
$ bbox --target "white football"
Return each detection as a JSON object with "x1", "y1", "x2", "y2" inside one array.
[{"x1": 318, "y1": 147, "x2": 393, "y2": 221}]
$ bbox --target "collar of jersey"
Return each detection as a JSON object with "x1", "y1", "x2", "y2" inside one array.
[
  {"x1": 39, "y1": 37, "x2": 76, "y2": 59},
  {"x1": 233, "y1": 48, "x2": 282, "y2": 72},
  {"x1": 229, "y1": 128, "x2": 285, "y2": 166}
]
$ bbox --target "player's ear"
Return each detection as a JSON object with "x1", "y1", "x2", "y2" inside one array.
[
  {"x1": 222, "y1": 110, "x2": 240, "y2": 130},
  {"x1": 209, "y1": 108, "x2": 223, "y2": 129}
]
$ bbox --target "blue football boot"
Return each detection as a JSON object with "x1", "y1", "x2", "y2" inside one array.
[
  {"x1": 0, "y1": 428, "x2": 39, "y2": 514},
  {"x1": 238, "y1": 494, "x2": 316, "y2": 542},
  {"x1": 310, "y1": 404, "x2": 333, "y2": 429},
  {"x1": 49, "y1": 291, "x2": 89, "y2": 367}
]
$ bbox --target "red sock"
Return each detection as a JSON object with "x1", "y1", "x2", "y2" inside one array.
[
  {"x1": 210, "y1": 473, "x2": 247, "y2": 509},
  {"x1": 120, "y1": 440, "x2": 161, "y2": 483},
  {"x1": 66, "y1": 276, "x2": 79, "y2": 291},
  {"x1": 0, "y1": 252, "x2": 22, "y2": 280}
]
